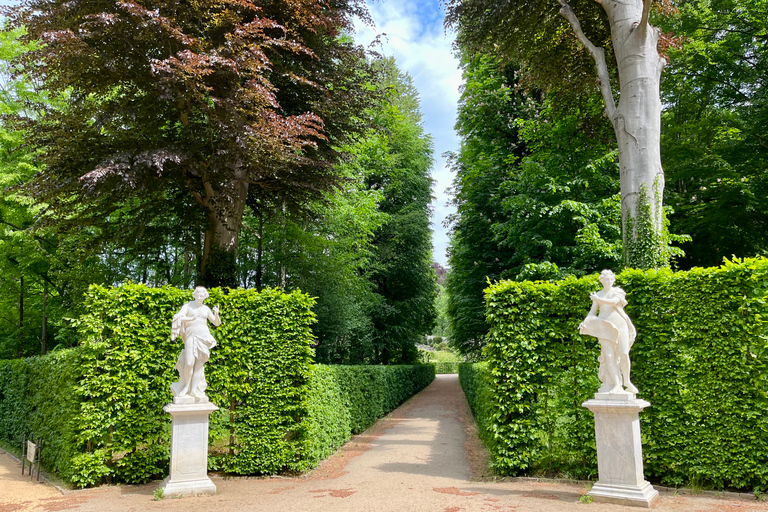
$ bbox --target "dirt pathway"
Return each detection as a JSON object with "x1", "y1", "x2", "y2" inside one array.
[{"x1": 1, "y1": 374, "x2": 765, "y2": 511}]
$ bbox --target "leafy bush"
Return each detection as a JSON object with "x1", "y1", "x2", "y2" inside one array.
[
  {"x1": 0, "y1": 349, "x2": 82, "y2": 481},
  {"x1": 434, "y1": 362, "x2": 460, "y2": 374},
  {"x1": 298, "y1": 364, "x2": 434, "y2": 469},
  {"x1": 478, "y1": 257, "x2": 768, "y2": 490}
]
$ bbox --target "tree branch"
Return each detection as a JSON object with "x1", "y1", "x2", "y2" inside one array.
[
  {"x1": 0, "y1": 215, "x2": 58, "y2": 250},
  {"x1": 639, "y1": 0, "x2": 652, "y2": 36},
  {"x1": 558, "y1": 0, "x2": 617, "y2": 120}
]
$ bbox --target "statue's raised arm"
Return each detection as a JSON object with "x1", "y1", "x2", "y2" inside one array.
[
  {"x1": 579, "y1": 270, "x2": 638, "y2": 395},
  {"x1": 170, "y1": 287, "x2": 221, "y2": 403}
]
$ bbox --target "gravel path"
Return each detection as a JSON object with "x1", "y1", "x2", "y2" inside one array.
[{"x1": 1, "y1": 374, "x2": 765, "y2": 512}]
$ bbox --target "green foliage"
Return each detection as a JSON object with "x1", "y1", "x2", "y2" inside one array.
[
  {"x1": 253, "y1": 57, "x2": 437, "y2": 365},
  {"x1": 478, "y1": 258, "x2": 768, "y2": 490},
  {"x1": 434, "y1": 362, "x2": 460, "y2": 375},
  {"x1": 444, "y1": 0, "x2": 614, "y2": 105},
  {"x1": 0, "y1": 349, "x2": 81, "y2": 481},
  {"x1": 1, "y1": 284, "x2": 316, "y2": 486},
  {"x1": 299, "y1": 364, "x2": 434, "y2": 468},
  {"x1": 458, "y1": 363, "x2": 496, "y2": 456},
  {"x1": 446, "y1": 53, "x2": 624, "y2": 357},
  {"x1": 660, "y1": 0, "x2": 768, "y2": 269},
  {"x1": 624, "y1": 181, "x2": 690, "y2": 269}
]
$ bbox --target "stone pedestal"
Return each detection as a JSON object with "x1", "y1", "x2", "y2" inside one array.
[
  {"x1": 161, "y1": 398, "x2": 219, "y2": 498},
  {"x1": 582, "y1": 393, "x2": 659, "y2": 508}
]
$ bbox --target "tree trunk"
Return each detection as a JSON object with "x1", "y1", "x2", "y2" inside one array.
[
  {"x1": 256, "y1": 208, "x2": 264, "y2": 291},
  {"x1": 560, "y1": 0, "x2": 668, "y2": 269},
  {"x1": 603, "y1": 0, "x2": 667, "y2": 268},
  {"x1": 17, "y1": 275, "x2": 23, "y2": 358},
  {"x1": 199, "y1": 178, "x2": 249, "y2": 288},
  {"x1": 41, "y1": 281, "x2": 47, "y2": 355}
]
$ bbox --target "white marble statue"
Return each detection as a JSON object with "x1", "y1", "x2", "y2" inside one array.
[
  {"x1": 170, "y1": 286, "x2": 221, "y2": 402},
  {"x1": 579, "y1": 269, "x2": 638, "y2": 394}
]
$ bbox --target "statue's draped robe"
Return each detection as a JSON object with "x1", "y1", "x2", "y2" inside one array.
[{"x1": 170, "y1": 303, "x2": 217, "y2": 398}]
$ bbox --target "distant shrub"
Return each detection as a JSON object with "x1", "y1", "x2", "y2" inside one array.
[{"x1": 434, "y1": 362, "x2": 460, "y2": 374}]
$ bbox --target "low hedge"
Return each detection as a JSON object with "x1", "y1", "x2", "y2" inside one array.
[
  {"x1": 299, "y1": 364, "x2": 435, "y2": 469},
  {"x1": 458, "y1": 363, "x2": 494, "y2": 452},
  {"x1": 434, "y1": 362, "x2": 460, "y2": 374},
  {"x1": 478, "y1": 257, "x2": 768, "y2": 491}
]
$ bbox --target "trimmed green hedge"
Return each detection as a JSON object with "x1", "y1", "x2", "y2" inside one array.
[
  {"x1": 0, "y1": 283, "x2": 436, "y2": 487},
  {"x1": 299, "y1": 364, "x2": 435, "y2": 469},
  {"x1": 0, "y1": 349, "x2": 82, "y2": 480},
  {"x1": 479, "y1": 258, "x2": 768, "y2": 491},
  {"x1": 458, "y1": 362, "x2": 494, "y2": 452},
  {"x1": 1, "y1": 284, "x2": 316, "y2": 486},
  {"x1": 434, "y1": 362, "x2": 460, "y2": 374}
]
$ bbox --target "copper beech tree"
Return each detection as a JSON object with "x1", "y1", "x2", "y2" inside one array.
[
  {"x1": 6, "y1": 0, "x2": 376, "y2": 286},
  {"x1": 445, "y1": 0, "x2": 681, "y2": 268}
]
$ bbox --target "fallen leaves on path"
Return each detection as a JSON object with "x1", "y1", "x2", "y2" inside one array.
[
  {"x1": 433, "y1": 487, "x2": 479, "y2": 496},
  {"x1": 309, "y1": 488, "x2": 356, "y2": 498}
]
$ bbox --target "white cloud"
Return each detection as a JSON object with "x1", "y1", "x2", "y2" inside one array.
[{"x1": 354, "y1": 0, "x2": 461, "y2": 267}]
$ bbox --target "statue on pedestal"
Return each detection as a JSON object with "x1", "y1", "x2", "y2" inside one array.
[
  {"x1": 579, "y1": 269, "x2": 637, "y2": 394},
  {"x1": 170, "y1": 286, "x2": 221, "y2": 402}
]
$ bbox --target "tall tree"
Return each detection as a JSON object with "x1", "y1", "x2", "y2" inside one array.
[
  {"x1": 0, "y1": 26, "x2": 106, "y2": 357},
  {"x1": 6, "y1": 0, "x2": 375, "y2": 287},
  {"x1": 364, "y1": 60, "x2": 437, "y2": 364},
  {"x1": 445, "y1": 0, "x2": 678, "y2": 268},
  {"x1": 660, "y1": 0, "x2": 768, "y2": 267},
  {"x1": 445, "y1": 53, "x2": 628, "y2": 356},
  {"x1": 240, "y1": 57, "x2": 437, "y2": 365},
  {"x1": 444, "y1": 54, "x2": 533, "y2": 355}
]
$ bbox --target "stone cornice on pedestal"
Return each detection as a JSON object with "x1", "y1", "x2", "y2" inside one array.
[{"x1": 163, "y1": 400, "x2": 220, "y2": 414}]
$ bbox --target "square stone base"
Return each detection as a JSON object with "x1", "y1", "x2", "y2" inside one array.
[
  {"x1": 160, "y1": 475, "x2": 217, "y2": 498},
  {"x1": 589, "y1": 480, "x2": 659, "y2": 508}
]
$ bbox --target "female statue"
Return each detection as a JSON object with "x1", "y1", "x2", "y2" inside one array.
[
  {"x1": 579, "y1": 269, "x2": 638, "y2": 394},
  {"x1": 170, "y1": 286, "x2": 221, "y2": 402}
]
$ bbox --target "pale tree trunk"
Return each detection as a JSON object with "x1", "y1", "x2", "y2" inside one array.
[
  {"x1": 194, "y1": 172, "x2": 249, "y2": 288},
  {"x1": 560, "y1": 0, "x2": 667, "y2": 268}
]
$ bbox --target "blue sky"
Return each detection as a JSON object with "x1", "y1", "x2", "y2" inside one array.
[{"x1": 354, "y1": 0, "x2": 461, "y2": 267}]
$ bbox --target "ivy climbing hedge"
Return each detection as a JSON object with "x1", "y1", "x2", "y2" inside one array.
[
  {"x1": 473, "y1": 258, "x2": 768, "y2": 491},
  {"x1": 0, "y1": 283, "x2": 435, "y2": 487}
]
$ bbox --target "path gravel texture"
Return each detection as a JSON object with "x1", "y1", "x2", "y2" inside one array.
[{"x1": 1, "y1": 374, "x2": 765, "y2": 512}]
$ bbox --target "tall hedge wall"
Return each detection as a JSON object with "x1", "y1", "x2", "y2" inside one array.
[
  {"x1": 479, "y1": 258, "x2": 768, "y2": 491},
  {"x1": 0, "y1": 284, "x2": 316, "y2": 486},
  {"x1": 0, "y1": 349, "x2": 82, "y2": 481},
  {"x1": 0, "y1": 283, "x2": 436, "y2": 487}
]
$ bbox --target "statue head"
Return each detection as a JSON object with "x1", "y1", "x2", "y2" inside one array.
[
  {"x1": 192, "y1": 286, "x2": 209, "y2": 301},
  {"x1": 599, "y1": 269, "x2": 615, "y2": 287}
]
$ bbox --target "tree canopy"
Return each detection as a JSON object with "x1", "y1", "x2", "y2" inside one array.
[
  {"x1": 5, "y1": 0, "x2": 376, "y2": 286},
  {"x1": 445, "y1": 0, "x2": 681, "y2": 268}
]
